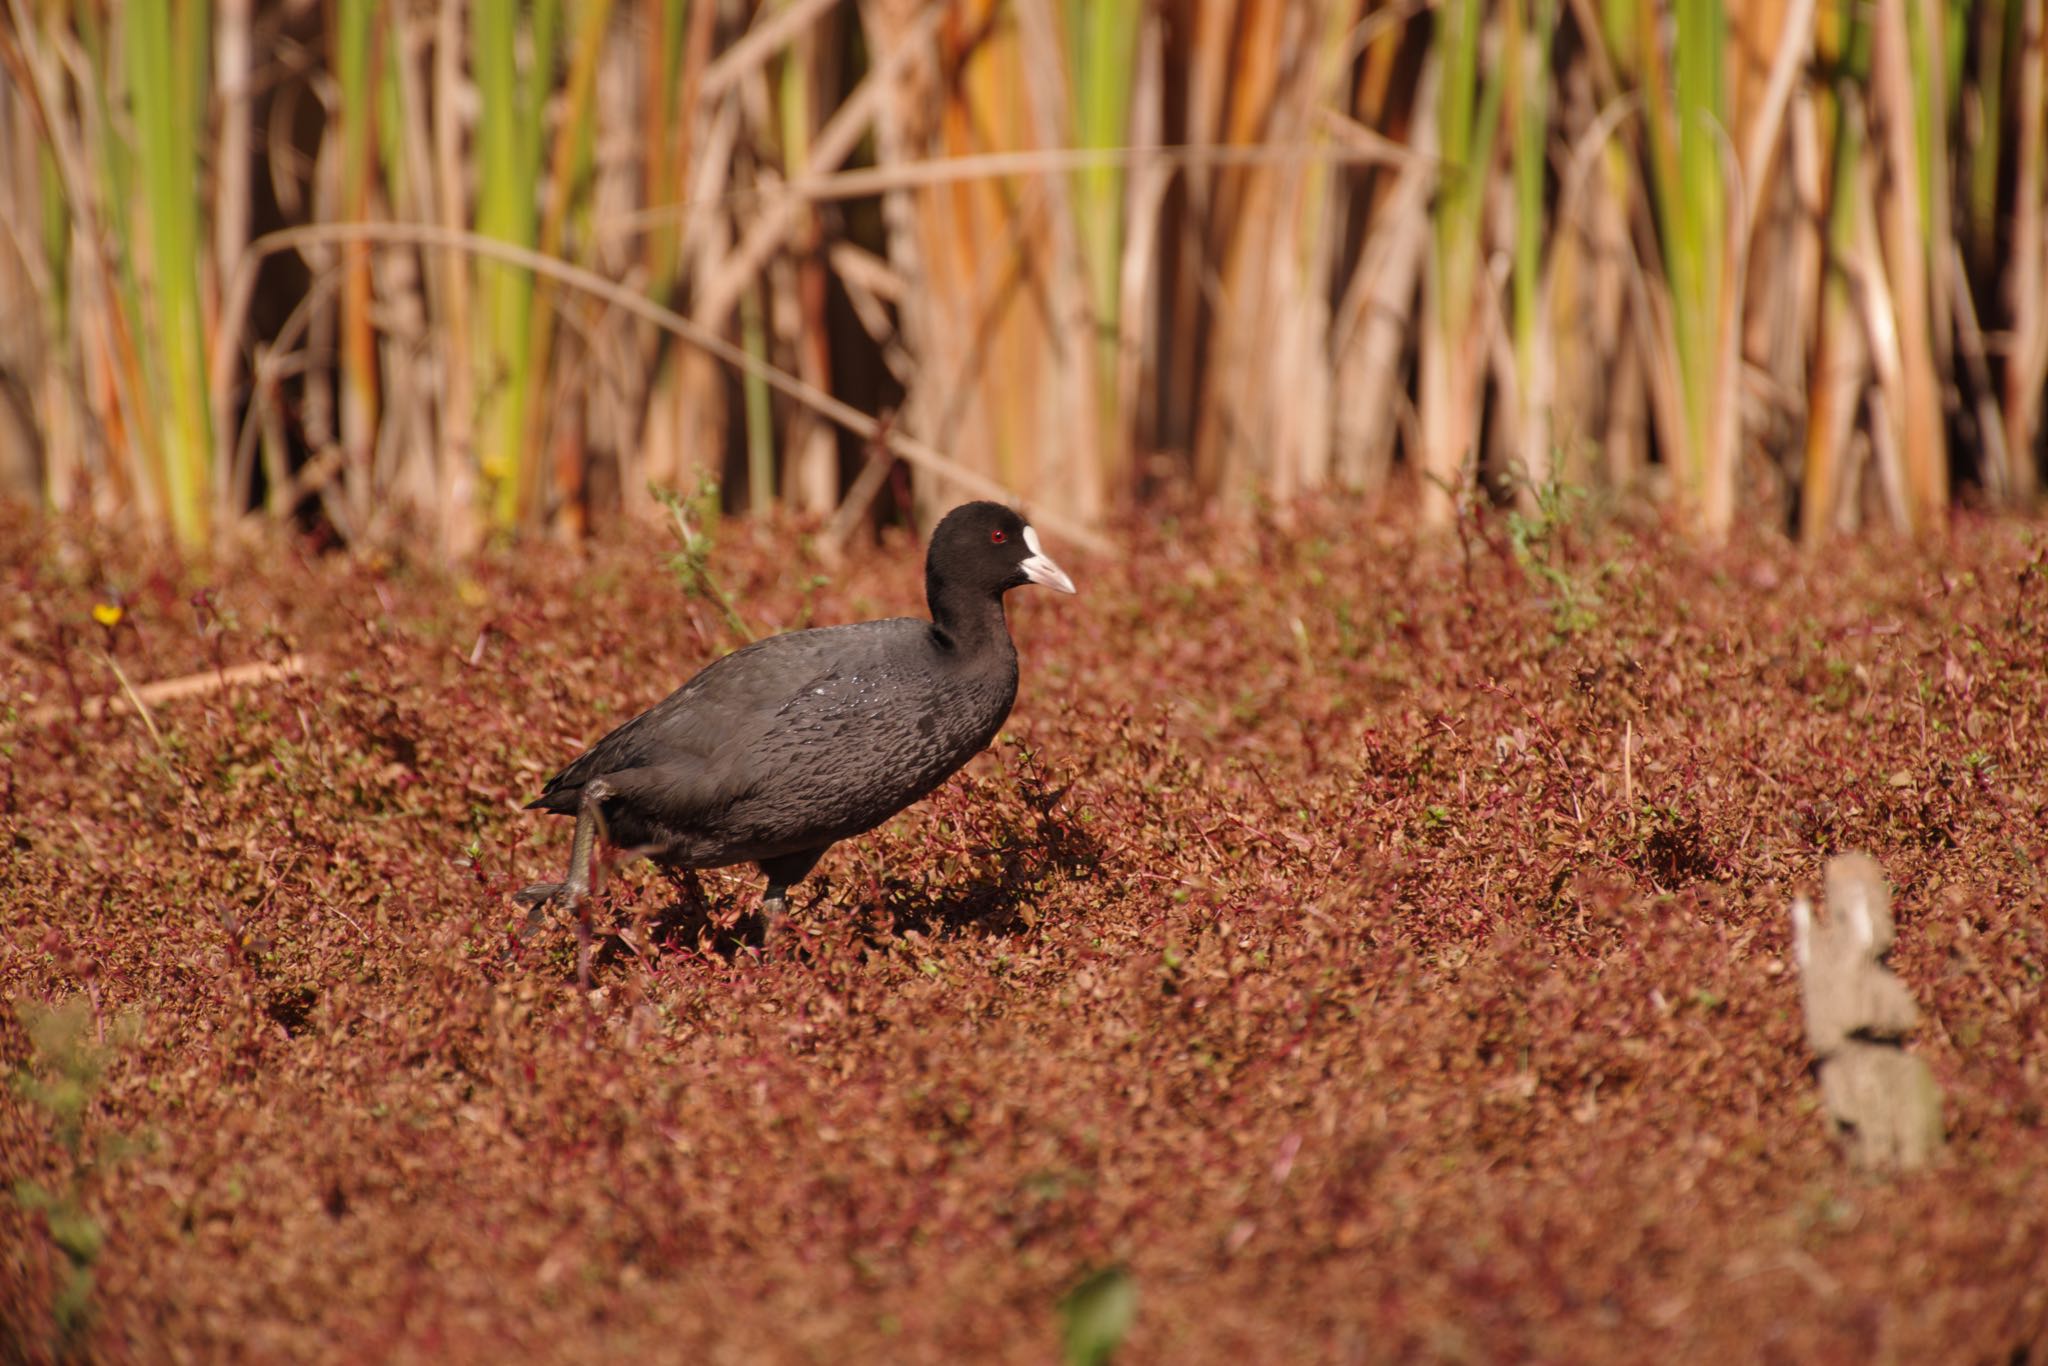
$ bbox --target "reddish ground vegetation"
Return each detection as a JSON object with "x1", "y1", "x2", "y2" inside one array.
[{"x1": 3, "y1": 498, "x2": 2046, "y2": 1362}]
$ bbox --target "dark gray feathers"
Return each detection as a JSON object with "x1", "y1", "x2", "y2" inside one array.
[
  {"x1": 523, "y1": 500, "x2": 1071, "y2": 886},
  {"x1": 530, "y1": 617, "x2": 1017, "y2": 864}
]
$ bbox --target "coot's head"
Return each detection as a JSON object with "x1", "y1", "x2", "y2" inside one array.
[{"x1": 927, "y1": 502, "x2": 1077, "y2": 605}]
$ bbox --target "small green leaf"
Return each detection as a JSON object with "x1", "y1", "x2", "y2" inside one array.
[{"x1": 1060, "y1": 1265, "x2": 1136, "y2": 1366}]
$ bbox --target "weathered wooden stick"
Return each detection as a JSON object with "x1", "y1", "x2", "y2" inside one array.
[
  {"x1": 18, "y1": 654, "x2": 317, "y2": 728},
  {"x1": 1790, "y1": 853, "x2": 1944, "y2": 1171}
]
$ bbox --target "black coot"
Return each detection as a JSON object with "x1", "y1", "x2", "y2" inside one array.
[{"x1": 515, "y1": 501, "x2": 1075, "y2": 961}]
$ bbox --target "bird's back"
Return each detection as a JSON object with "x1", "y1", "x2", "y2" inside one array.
[{"x1": 530, "y1": 617, "x2": 1019, "y2": 864}]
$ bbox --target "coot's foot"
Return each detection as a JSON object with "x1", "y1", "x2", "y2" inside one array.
[
  {"x1": 514, "y1": 879, "x2": 568, "y2": 910},
  {"x1": 755, "y1": 890, "x2": 789, "y2": 955},
  {"x1": 511, "y1": 779, "x2": 614, "y2": 991},
  {"x1": 509, "y1": 878, "x2": 597, "y2": 992}
]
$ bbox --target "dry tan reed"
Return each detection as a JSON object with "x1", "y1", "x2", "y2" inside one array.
[{"x1": 0, "y1": 0, "x2": 2042, "y2": 551}]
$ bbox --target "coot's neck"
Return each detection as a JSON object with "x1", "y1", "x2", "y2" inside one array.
[{"x1": 926, "y1": 573, "x2": 1014, "y2": 662}]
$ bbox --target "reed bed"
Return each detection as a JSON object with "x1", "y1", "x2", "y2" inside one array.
[{"x1": 0, "y1": 0, "x2": 2042, "y2": 553}]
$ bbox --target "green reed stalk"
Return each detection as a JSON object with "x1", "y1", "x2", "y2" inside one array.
[
  {"x1": 1434, "y1": 0, "x2": 1500, "y2": 325},
  {"x1": 336, "y1": 0, "x2": 379, "y2": 503},
  {"x1": 523, "y1": 0, "x2": 614, "y2": 526},
  {"x1": 1637, "y1": 0, "x2": 1726, "y2": 521},
  {"x1": 645, "y1": 0, "x2": 692, "y2": 295},
  {"x1": 37, "y1": 139, "x2": 68, "y2": 346},
  {"x1": 474, "y1": 1, "x2": 558, "y2": 528},
  {"x1": 66, "y1": 5, "x2": 156, "y2": 509},
  {"x1": 1422, "y1": 0, "x2": 1505, "y2": 518},
  {"x1": 1065, "y1": 0, "x2": 1140, "y2": 394},
  {"x1": 376, "y1": 21, "x2": 408, "y2": 206},
  {"x1": 740, "y1": 283, "x2": 774, "y2": 510},
  {"x1": 1910, "y1": 0, "x2": 1954, "y2": 357},
  {"x1": 1966, "y1": 1, "x2": 2019, "y2": 272},
  {"x1": 123, "y1": 0, "x2": 213, "y2": 546},
  {"x1": 1512, "y1": 0, "x2": 1556, "y2": 487},
  {"x1": 1677, "y1": 0, "x2": 1724, "y2": 513},
  {"x1": 1800, "y1": 2, "x2": 1872, "y2": 543}
]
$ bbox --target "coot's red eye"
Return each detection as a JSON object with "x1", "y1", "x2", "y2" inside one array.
[{"x1": 991, "y1": 528, "x2": 1007, "y2": 544}]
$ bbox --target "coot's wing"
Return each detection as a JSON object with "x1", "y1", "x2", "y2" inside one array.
[
  {"x1": 532, "y1": 674, "x2": 727, "y2": 808},
  {"x1": 529, "y1": 621, "x2": 921, "y2": 819},
  {"x1": 697, "y1": 620, "x2": 1004, "y2": 840},
  {"x1": 696, "y1": 618, "x2": 935, "y2": 779}
]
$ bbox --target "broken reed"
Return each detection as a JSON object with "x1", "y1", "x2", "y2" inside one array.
[{"x1": 1, "y1": 0, "x2": 2044, "y2": 555}]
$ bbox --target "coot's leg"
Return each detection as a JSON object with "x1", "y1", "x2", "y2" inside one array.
[
  {"x1": 513, "y1": 781, "x2": 615, "y2": 991},
  {"x1": 654, "y1": 863, "x2": 710, "y2": 914},
  {"x1": 635, "y1": 862, "x2": 709, "y2": 951},
  {"x1": 755, "y1": 846, "x2": 829, "y2": 950},
  {"x1": 514, "y1": 779, "x2": 613, "y2": 909},
  {"x1": 759, "y1": 884, "x2": 792, "y2": 947}
]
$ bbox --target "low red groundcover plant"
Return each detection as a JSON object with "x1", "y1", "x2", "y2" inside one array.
[{"x1": 3, "y1": 499, "x2": 2045, "y2": 1362}]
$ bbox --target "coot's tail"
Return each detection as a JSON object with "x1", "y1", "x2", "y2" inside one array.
[
  {"x1": 527, "y1": 760, "x2": 593, "y2": 813},
  {"x1": 525, "y1": 787, "x2": 580, "y2": 814},
  {"x1": 529, "y1": 742, "x2": 612, "y2": 813}
]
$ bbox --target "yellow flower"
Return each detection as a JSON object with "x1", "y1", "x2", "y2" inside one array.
[
  {"x1": 457, "y1": 578, "x2": 488, "y2": 608},
  {"x1": 92, "y1": 602, "x2": 123, "y2": 628}
]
